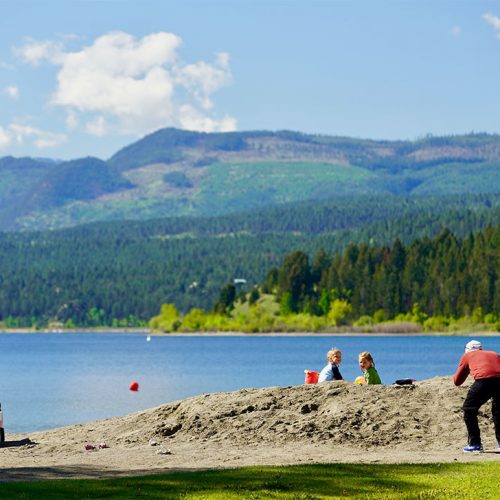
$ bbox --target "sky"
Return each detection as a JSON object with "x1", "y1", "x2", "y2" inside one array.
[{"x1": 2, "y1": 0, "x2": 500, "y2": 160}]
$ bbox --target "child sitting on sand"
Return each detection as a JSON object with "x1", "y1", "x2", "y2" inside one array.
[
  {"x1": 318, "y1": 348, "x2": 344, "y2": 382},
  {"x1": 357, "y1": 351, "x2": 382, "y2": 385}
]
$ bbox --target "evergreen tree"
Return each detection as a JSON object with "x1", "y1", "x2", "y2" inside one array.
[
  {"x1": 277, "y1": 251, "x2": 312, "y2": 312},
  {"x1": 214, "y1": 283, "x2": 237, "y2": 314}
]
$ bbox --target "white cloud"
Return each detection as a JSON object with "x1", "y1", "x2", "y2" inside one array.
[
  {"x1": 0, "y1": 126, "x2": 11, "y2": 148},
  {"x1": 8, "y1": 124, "x2": 66, "y2": 149},
  {"x1": 4, "y1": 86, "x2": 19, "y2": 98},
  {"x1": 175, "y1": 52, "x2": 233, "y2": 110},
  {"x1": 483, "y1": 13, "x2": 500, "y2": 37},
  {"x1": 15, "y1": 39, "x2": 64, "y2": 65},
  {"x1": 450, "y1": 26, "x2": 462, "y2": 37},
  {"x1": 65, "y1": 110, "x2": 78, "y2": 130},
  {"x1": 178, "y1": 104, "x2": 237, "y2": 132},
  {"x1": 85, "y1": 115, "x2": 108, "y2": 136},
  {"x1": 15, "y1": 31, "x2": 236, "y2": 136}
]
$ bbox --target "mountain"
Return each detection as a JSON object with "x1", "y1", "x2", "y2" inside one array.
[
  {"x1": 0, "y1": 156, "x2": 54, "y2": 209},
  {"x1": 1, "y1": 129, "x2": 500, "y2": 231}
]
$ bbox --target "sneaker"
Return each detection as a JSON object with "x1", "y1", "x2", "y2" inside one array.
[{"x1": 463, "y1": 444, "x2": 483, "y2": 453}]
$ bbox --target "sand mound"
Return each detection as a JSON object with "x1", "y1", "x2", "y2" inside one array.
[{"x1": 1, "y1": 377, "x2": 499, "y2": 480}]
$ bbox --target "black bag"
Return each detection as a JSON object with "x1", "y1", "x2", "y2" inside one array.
[{"x1": 394, "y1": 378, "x2": 415, "y2": 385}]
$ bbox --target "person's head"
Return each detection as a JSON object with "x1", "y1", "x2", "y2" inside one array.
[
  {"x1": 326, "y1": 348, "x2": 342, "y2": 365},
  {"x1": 464, "y1": 340, "x2": 482, "y2": 353},
  {"x1": 359, "y1": 351, "x2": 375, "y2": 371}
]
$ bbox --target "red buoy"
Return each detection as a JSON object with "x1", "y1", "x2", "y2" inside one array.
[{"x1": 129, "y1": 381, "x2": 139, "y2": 391}]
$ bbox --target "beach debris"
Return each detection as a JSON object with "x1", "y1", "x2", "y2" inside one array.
[
  {"x1": 156, "y1": 446, "x2": 172, "y2": 455},
  {"x1": 84, "y1": 441, "x2": 109, "y2": 451},
  {"x1": 129, "y1": 381, "x2": 139, "y2": 391},
  {"x1": 149, "y1": 438, "x2": 158, "y2": 446}
]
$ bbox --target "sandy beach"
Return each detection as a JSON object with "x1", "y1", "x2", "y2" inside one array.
[{"x1": 1, "y1": 376, "x2": 499, "y2": 481}]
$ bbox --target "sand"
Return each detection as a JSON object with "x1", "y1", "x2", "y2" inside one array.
[{"x1": 1, "y1": 377, "x2": 499, "y2": 481}]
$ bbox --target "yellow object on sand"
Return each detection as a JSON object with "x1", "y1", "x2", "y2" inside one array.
[{"x1": 354, "y1": 376, "x2": 365, "y2": 385}]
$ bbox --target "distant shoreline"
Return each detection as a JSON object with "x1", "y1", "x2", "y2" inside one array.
[
  {"x1": 0, "y1": 328, "x2": 498, "y2": 337},
  {"x1": 0, "y1": 328, "x2": 150, "y2": 334}
]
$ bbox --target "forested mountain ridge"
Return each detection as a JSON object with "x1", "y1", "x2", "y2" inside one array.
[
  {"x1": 1, "y1": 129, "x2": 500, "y2": 231},
  {"x1": 1, "y1": 193, "x2": 500, "y2": 327}
]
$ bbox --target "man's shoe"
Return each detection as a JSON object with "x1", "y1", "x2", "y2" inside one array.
[{"x1": 463, "y1": 444, "x2": 483, "y2": 453}]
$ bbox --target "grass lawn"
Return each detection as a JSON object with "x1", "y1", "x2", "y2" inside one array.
[{"x1": 0, "y1": 463, "x2": 499, "y2": 499}]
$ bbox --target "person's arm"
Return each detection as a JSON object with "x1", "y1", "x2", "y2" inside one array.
[
  {"x1": 453, "y1": 354, "x2": 470, "y2": 386},
  {"x1": 318, "y1": 364, "x2": 333, "y2": 382},
  {"x1": 332, "y1": 365, "x2": 343, "y2": 381}
]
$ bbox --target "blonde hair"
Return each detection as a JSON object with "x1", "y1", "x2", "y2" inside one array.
[
  {"x1": 359, "y1": 351, "x2": 375, "y2": 367},
  {"x1": 326, "y1": 348, "x2": 342, "y2": 364}
]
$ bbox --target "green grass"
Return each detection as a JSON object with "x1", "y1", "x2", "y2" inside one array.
[{"x1": 1, "y1": 463, "x2": 499, "y2": 499}]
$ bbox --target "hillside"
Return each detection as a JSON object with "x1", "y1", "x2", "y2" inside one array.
[
  {"x1": 1, "y1": 129, "x2": 500, "y2": 231},
  {"x1": 1, "y1": 193, "x2": 499, "y2": 326}
]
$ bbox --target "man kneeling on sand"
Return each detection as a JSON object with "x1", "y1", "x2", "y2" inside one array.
[{"x1": 453, "y1": 340, "x2": 500, "y2": 453}]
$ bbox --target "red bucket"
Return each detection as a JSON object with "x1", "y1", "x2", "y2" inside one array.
[{"x1": 304, "y1": 370, "x2": 319, "y2": 384}]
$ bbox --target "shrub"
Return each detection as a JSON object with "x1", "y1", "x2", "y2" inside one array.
[
  {"x1": 411, "y1": 303, "x2": 428, "y2": 325},
  {"x1": 203, "y1": 313, "x2": 230, "y2": 331},
  {"x1": 423, "y1": 316, "x2": 450, "y2": 332},
  {"x1": 180, "y1": 308, "x2": 208, "y2": 331},
  {"x1": 280, "y1": 292, "x2": 295, "y2": 316},
  {"x1": 354, "y1": 315, "x2": 374, "y2": 327},
  {"x1": 283, "y1": 313, "x2": 324, "y2": 332},
  {"x1": 484, "y1": 313, "x2": 497, "y2": 324},
  {"x1": 471, "y1": 307, "x2": 484, "y2": 324},
  {"x1": 327, "y1": 299, "x2": 352, "y2": 326},
  {"x1": 149, "y1": 303, "x2": 181, "y2": 332},
  {"x1": 373, "y1": 309, "x2": 387, "y2": 323}
]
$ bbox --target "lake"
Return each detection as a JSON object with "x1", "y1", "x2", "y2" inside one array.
[{"x1": 1, "y1": 333, "x2": 499, "y2": 433}]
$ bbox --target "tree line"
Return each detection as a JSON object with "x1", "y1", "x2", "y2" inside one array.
[
  {"x1": 262, "y1": 224, "x2": 500, "y2": 322},
  {"x1": 0, "y1": 194, "x2": 499, "y2": 327},
  {"x1": 151, "y1": 222, "x2": 500, "y2": 334}
]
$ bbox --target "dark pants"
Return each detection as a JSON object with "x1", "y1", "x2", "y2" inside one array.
[{"x1": 462, "y1": 377, "x2": 500, "y2": 446}]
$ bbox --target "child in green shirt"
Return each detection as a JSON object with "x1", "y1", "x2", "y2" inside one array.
[{"x1": 358, "y1": 351, "x2": 382, "y2": 385}]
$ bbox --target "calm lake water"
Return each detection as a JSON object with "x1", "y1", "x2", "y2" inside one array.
[{"x1": 1, "y1": 333, "x2": 499, "y2": 433}]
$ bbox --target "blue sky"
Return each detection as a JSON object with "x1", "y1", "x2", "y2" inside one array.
[{"x1": 1, "y1": 0, "x2": 500, "y2": 160}]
